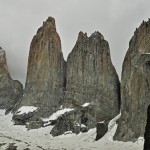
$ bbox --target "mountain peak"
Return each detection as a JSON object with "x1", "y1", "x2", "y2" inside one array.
[
  {"x1": 46, "y1": 16, "x2": 55, "y2": 25},
  {"x1": 43, "y1": 16, "x2": 56, "y2": 29},
  {"x1": 90, "y1": 31, "x2": 104, "y2": 40},
  {"x1": 77, "y1": 31, "x2": 87, "y2": 41},
  {"x1": 37, "y1": 16, "x2": 56, "y2": 34}
]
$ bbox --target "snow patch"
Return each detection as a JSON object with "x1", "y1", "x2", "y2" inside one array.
[
  {"x1": 42, "y1": 108, "x2": 74, "y2": 122},
  {"x1": 82, "y1": 102, "x2": 90, "y2": 107},
  {"x1": 64, "y1": 131, "x2": 73, "y2": 135},
  {"x1": 81, "y1": 124, "x2": 86, "y2": 128},
  {"x1": 99, "y1": 120, "x2": 105, "y2": 123},
  {"x1": 74, "y1": 122, "x2": 80, "y2": 126},
  {"x1": 144, "y1": 53, "x2": 150, "y2": 54},
  {"x1": 16, "y1": 106, "x2": 37, "y2": 115},
  {"x1": 57, "y1": 131, "x2": 76, "y2": 139},
  {"x1": 0, "y1": 110, "x2": 144, "y2": 150},
  {"x1": 108, "y1": 113, "x2": 121, "y2": 131}
]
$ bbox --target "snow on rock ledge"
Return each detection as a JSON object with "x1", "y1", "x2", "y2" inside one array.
[
  {"x1": 108, "y1": 113, "x2": 121, "y2": 131},
  {"x1": 42, "y1": 108, "x2": 74, "y2": 122},
  {"x1": 16, "y1": 106, "x2": 38, "y2": 115}
]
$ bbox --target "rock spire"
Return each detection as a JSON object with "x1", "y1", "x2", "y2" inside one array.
[
  {"x1": 14, "y1": 17, "x2": 66, "y2": 124},
  {"x1": 114, "y1": 19, "x2": 150, "y2": 141}
]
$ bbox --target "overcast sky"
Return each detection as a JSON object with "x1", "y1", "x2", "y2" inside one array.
[{"x1": 0, "y1": 0, "x2": 150, "y2": 86}]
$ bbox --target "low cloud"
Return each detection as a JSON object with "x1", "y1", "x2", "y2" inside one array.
[{"x1": 0, "y1": 0, "x2": 150, "y2": 85}]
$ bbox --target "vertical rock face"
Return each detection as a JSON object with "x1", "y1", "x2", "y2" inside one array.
[
  {"x1": 144, "y1": 105, "x2": 150, "y2": 150},
  {"x1": 51, "y1": 31, "x2": 120, "y2": 136},
  {"x1": 114, "y1": 20, "x2": 150, "y2": 141},
  {"x1": 0, "y1": 47, "x2": 23, "y2": 113},
  {"x1": 18, "y1": 17, "x2": 66, "y2": 118},
  {"x1": 64, "y1": 31, "x2": 120, "y2": 120},
  {"x1": 13, "y1": 18, "x2": 120, "y2": 132}
]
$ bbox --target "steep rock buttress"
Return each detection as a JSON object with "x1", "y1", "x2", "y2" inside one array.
[{"x1": 114, "y1": 20, "x2": 150, "y2": 141}]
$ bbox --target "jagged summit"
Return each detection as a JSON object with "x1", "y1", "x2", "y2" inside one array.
[
  {"x1": 77, "y1": 31, "x2": 104, "y2": 41},
  {"x1": 90, "y1": 31, "x2": 104, "y2": 40},
  {"x1": 77, "y1": 31, "x2": 88, "y2": 40},
  {"x1": 139, "y1": 19, "x2": 150, "y2": 28},
  {"x1": 133, "y1": 19, "x2": 150, "y2": 36},
  {"x1": 46, "y1": 16, "x2": 55, "y2": 24},
  {"x1": 37, "y1": 16, "x2": 56, "y2": 34},
  {"x1": 76, "y1": 31, "x2": 107, "y2": 52},
  {"x1": 43, "y1": 16, "x2": 56, "y2": 29}
]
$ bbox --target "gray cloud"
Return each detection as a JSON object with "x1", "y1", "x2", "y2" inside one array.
[{"x1": 0, "y1": 0, "x2": 150, "y2": 85}]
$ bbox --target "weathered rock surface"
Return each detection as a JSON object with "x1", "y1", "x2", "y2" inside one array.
[
  {"x1": 144, "y1": 105, "x2": 150, "y2": 150},
  {"x1": 13, "y1": 17, "x2": 66, "y2": 125},
  {"x1": 50, "y1": 105, "x2": 97, "y2": 136},
  {"x1": 51, "y1": 31, "x2": 120, "y2": 136},
  {"x1": 50, "y1": 110, "x2": 80, "y2": 136},
  {"x1": 114, "y1": 20, "x2": 150, "y2": 141},
  {"x1": 65, "y1": 31, "x2": 120, "y2": 117},
  {"x1": 0, "y1": 47, "x2": 23, "y2": 113}
]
